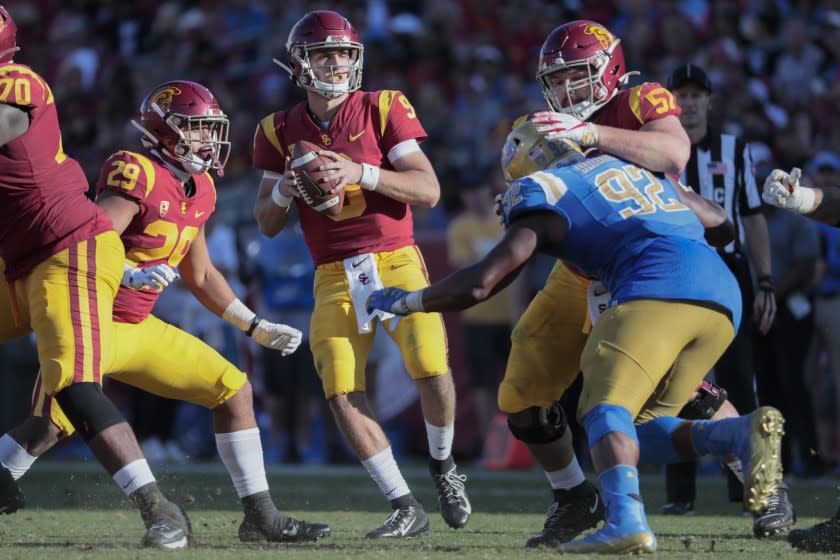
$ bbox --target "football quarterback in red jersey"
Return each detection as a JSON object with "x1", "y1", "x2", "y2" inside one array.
[
  {"x1": 0, "y1": 80, "x2": 330, "y2": 544},
  {"x1": 496, "y1": 20, "x2": 694, "y2": 550},
  {"x1": 0, "y1": 6, "x2": 194, "y2": 548},
  {"x1": 253, "y1": 10, "x2": 470, "y2": 538}
]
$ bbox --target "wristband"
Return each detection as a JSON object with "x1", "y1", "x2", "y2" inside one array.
[
  {"x1": 360, "y1": 163, "x2": 380, "y2": 191},
  {"x1": 795, "y1": 186, "x2": 818, "y2": 214},
  {"x1": 758, "y1": 274, "x2": 775, "y2": 293},
  {"x1": 404, "y1": 290, "x2": 425, "y2": 312},
  {"x1": 271, "y1": 182, "x2": 293, "y2": 209},
  {"x1": 222, "y1": 298, "x2": 258, "y2": 332},
  {"x1": 245, "y1": 315, "x2": 262, "y2": 337}
]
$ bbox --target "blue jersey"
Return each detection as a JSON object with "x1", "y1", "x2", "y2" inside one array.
[{"x1": 500, "y1": 154, "x2": 742, "y2": 330}]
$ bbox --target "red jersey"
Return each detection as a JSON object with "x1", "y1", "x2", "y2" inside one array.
[
  {"x1": 252, "y1": 90, "x2": 427, "y2": 265},
  {"x1": 0, "y1": 63, "x2": 111, "y2": 281},
  {"x1": 95, "y1": 150, "x2": 216, "y2": 323},
  {"x1": 565, "y1": 82, "x2": 681, "y2": 280},
  {"x1": 595, "y1": 82, "x2": 681, "y2": 130}
]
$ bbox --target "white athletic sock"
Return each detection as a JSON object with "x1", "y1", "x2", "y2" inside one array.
[
  {"x1": 215, "y1": 428, "x2": 269, "y2": 498},
  {"x1": 362, "y1": 446, "x2": 411, "y2": 501},
  {"x1": 0, "y1": 434, "x2": 37, "y2": 480},
  {"x1": 425, "y1": 420, "x2": 454, "y2": 461},
  {"x1": 113, "y1": 458, "x2": 156, "y2": 496},
  {"x1": 544, "y1": 455, "x2": 586, "y2": 490}
]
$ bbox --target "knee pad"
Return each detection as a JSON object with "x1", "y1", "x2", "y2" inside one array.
[
  {"x1": 680, "y1": 381, "x2": 728, "y2": 420},
  {"x1": 54, "y1": 382, "x2": 126, "y2": 441},
  {"x1": 582, "y1": 403, "x2": 637, "y2": 448},
  {"x1": 507, "y1": 401, "x2": 567, "y2": 444}
]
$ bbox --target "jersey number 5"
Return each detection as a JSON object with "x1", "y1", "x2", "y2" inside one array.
[{"x1": 645, "y1": 87, "x2": 677, "y2": 115}]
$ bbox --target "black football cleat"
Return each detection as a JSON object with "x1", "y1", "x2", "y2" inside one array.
[
  {"x1": 132, "y1": 484, "x2": 191, "y2": 550},
  {"x1": 141, "y1": 503, "x2": 191, "y2": 550},
  {"x1": 788, "y1": 515, "x2": 840, "y2": 552},
  {"x1": 525, "y1": 480, "x2": 605, "y2": 547},
  {"x1": 142, "y1": 521, "x2": 189, "y2": 550},
  {"x1": 753, "y1": 485, "x2": 795, "y2": 539},
  {"x1": 239, "y1": 513, "x2": 331, "y2": 543},
  {"x1": 430, "y1": 463, "x2": 471, "y2": 529},
  {"x1": 0, "y1": 465, "x2": 24, "y2": 515},
  {"x1": 365, "y1": 505, "x2": 429, "y2": 539}
]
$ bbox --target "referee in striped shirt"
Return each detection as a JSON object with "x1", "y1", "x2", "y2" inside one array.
[{"x1": 661, "y1": 63, "x2": 777, "y2": 515}]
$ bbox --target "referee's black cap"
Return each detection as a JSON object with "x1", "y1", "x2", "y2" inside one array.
[{"x1": 668, "y1": 63, "x2": 712, "y2": 93}]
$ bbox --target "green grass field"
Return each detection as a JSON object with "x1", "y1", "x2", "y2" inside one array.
[{"x1": 2, "y1": 460, "x2": 839, "y2": 559}]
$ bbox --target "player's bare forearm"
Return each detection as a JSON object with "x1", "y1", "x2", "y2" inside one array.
[
  {"x1": 596, "y1": 117, "x2": 690, "y2": 174},
  {"x1": 95, "y1": 191, "x2": 141, "y2": 235},
  {"x1": 373, "y1": 167, "x2": 440, "y2": 207},
  {"x1": 374, "y1": 150, "x2": 440, "y2": 207},
  {"x1": 422, "y1": 261, "x2": 525, "y2": 311},
  {"x1": 809, "y1": 187, "x2": 840, "y2": 226},
  {"x1": 741, "y1": 213, "x2": 772, "y2": 277},
  {"x1": 254, "y1": 177, "x2": 291, "y2": 237},
  {"x1": 183, "y1": 263, "x2": 238, "y2": 317},
  {"x1": 178, "y1": 226, "x2": 238, "y2": 316},
  {"x1": 422, "y1": 225, "x2": 538, "y2": 311},
  {"x1": 675, "y1": 186, "x2": 734, "y2": 247}
]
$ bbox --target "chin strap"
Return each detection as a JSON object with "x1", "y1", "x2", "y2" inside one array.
[
  {"x1": 149, "y1": 149, "x2": 191, "y2": 183},
  {"x1": 0, "y1": 46, "x2": 19, "y2": 61},
  {"x1": 273, "y1": 58, "x2": 296, "y2": 80}
]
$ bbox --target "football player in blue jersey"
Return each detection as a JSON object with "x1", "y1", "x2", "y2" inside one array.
[{"x1": 368, "y1": 119, "x2": 785, "y2": 554}]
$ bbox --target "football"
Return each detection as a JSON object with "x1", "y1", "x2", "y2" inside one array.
[{"x1": 290, "y1": 140, "x2": 344, "y2": 216}]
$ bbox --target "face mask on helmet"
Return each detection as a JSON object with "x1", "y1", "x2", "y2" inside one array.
[
  {"x1": 536, "y1": 21, "x2": 636, "y2": 121},
  {"x1": 0, "y1": 6, "x2": 20, "y2": 64},
  {"x1": 131, "y1": 82, "x2": 231, "y2": 177},
  {"x1": 273, "y1": 10, "x2": 364, "y2": 99},
  {"x1": 501, "y1": 116, "x2": 585, "y2": 183}
]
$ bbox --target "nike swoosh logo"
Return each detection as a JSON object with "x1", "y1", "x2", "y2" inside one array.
[
  {"x1": 589, "y1": 493, "x2": 599, "y2": 514},
  {"x1": 348, "y1": 130, "x2": 366, "y2": 142},
  {"x1": 593, "y1": 289, "x2": 608, "y2": 296},
  {"x1": 195, "y1": 210, "x2": 206, "y2": 218},
  {"x1": 352, "y1": 257, "x2": 369, "y2": 268},
  {"x1": 390, "y1": 264, "x2": 408, "y2": 270}
]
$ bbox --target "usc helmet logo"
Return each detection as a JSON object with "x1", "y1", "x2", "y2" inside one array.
[
  {"x1": 584, "y1": 24, "x2": 614, "y2": 49},
  {"x1": 150, "y1": 86, "x2": 182, "y2": 112}
]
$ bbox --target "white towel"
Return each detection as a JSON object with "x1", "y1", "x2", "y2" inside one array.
[
  {"x1": 587, "y1": 280, "x2": 612, "y2": 327},
  {"x1": 344, "y1": 253, "x2": 395, "y2": 333}
]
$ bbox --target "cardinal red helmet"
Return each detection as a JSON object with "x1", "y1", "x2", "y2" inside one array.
[
  {"x1": 280, "y1": 10, "x2": 363, "y2": 98},
  {"x1": 133, "y1": 81, "x2": 230, "y2": 176},
  {"x1": 0, "y1": 6, "x2": 19, "y2": 64},
  {"x1": 537, "y1": 20, "x2": 631, "y2": 121}
]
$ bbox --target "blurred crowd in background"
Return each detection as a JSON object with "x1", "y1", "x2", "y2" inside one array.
[{"x1": 2, "y1": 0, "x2": 840, "y2": 472}]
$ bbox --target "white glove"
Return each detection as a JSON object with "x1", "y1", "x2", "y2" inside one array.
[
  {"x1": 122, "y1": 263, "x2": 179, "y2": 291},
  {"x1": 250, "y1": 319, "x2": 302, "y2": 356},
  {"x1": 762, "y1": 167, "x2": 817, "y2": 213},
  {"x1": 530, "y1": 111, "x2": 600, "y2": 146}
]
